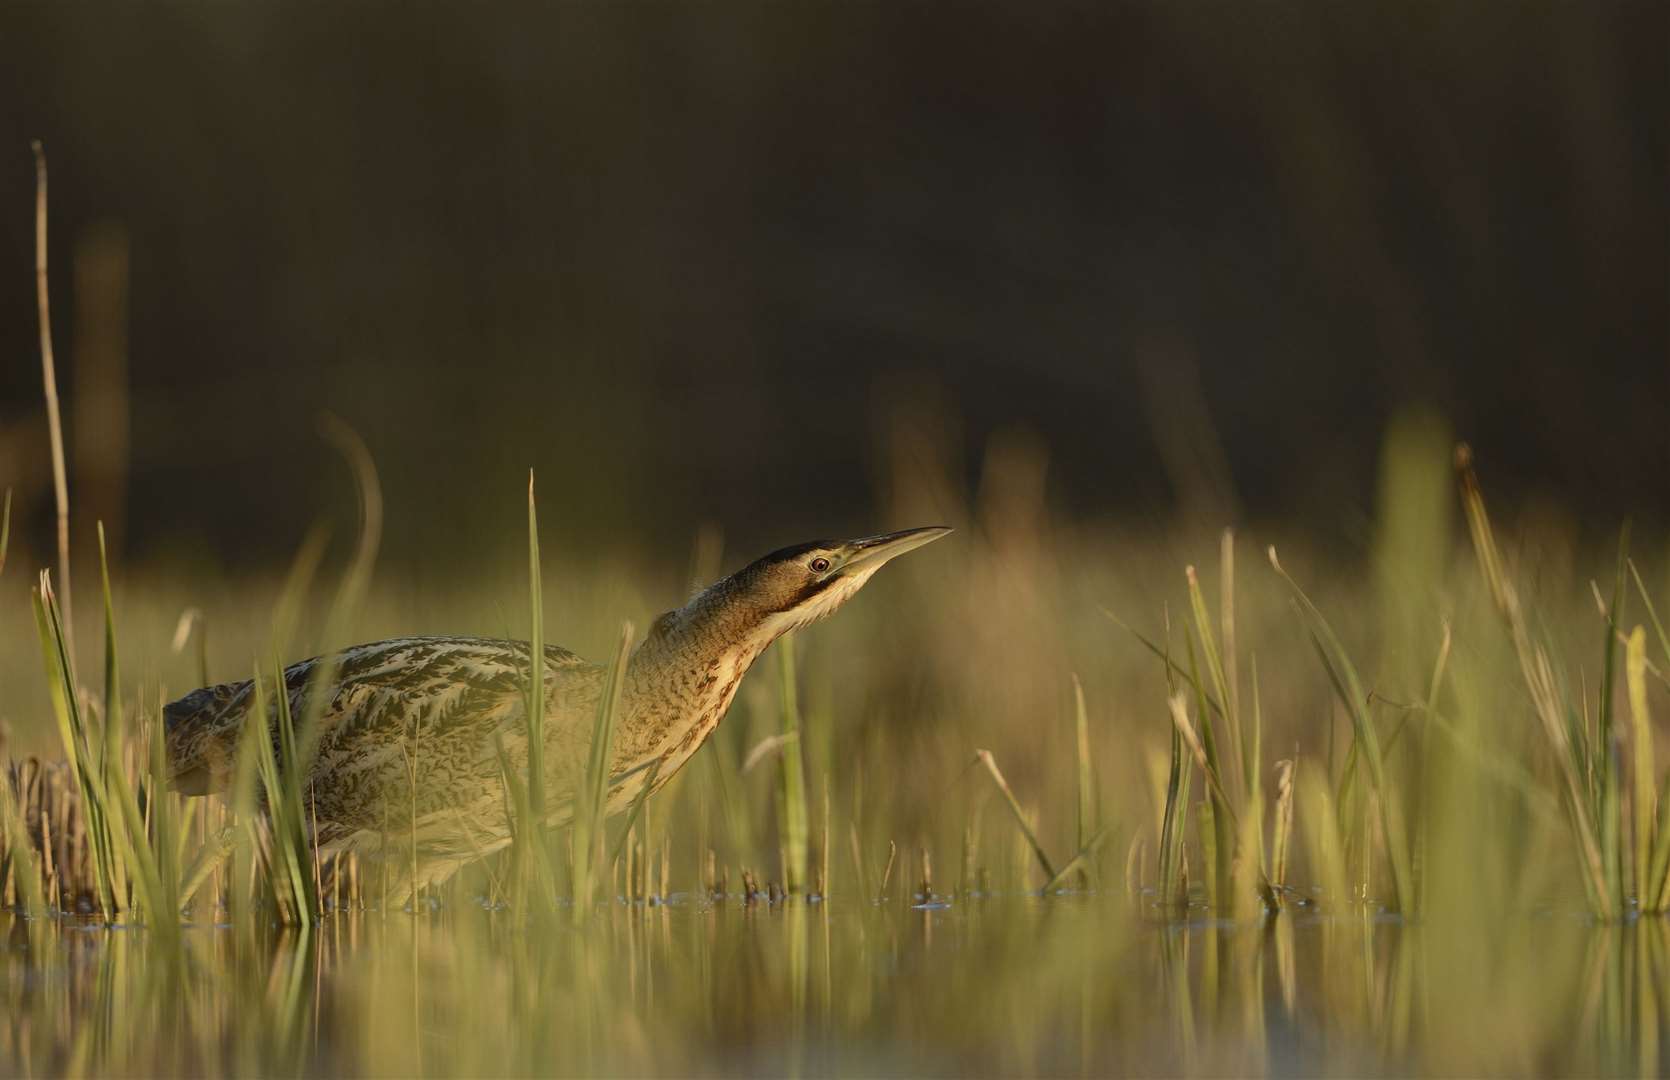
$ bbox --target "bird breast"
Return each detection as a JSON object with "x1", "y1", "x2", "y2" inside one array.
[{"x1": 616, "y1": 640, "x2": 760, "y2": 787}]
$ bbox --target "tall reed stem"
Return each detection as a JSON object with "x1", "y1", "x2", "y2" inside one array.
[{"x1": 32, "y1": 141, "x2": 73, "y2": 660}]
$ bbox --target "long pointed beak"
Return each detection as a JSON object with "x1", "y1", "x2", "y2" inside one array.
[{"x1": 836, "y1": 526, "x2": 953, "y2": 576}]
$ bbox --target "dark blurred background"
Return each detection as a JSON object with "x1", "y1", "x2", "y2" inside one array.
[{"x1": 0, "y1": 2, "x2": 1664, "y2": 576}]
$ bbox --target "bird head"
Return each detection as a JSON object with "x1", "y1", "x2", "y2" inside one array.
[{"x1": 726, "y1": 526, "x2": 953, "y2": 637}]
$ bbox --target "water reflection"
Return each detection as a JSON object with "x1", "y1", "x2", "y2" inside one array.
[{"x1": 3, "y1": 896, "x2": 1668, "y2": 1076}]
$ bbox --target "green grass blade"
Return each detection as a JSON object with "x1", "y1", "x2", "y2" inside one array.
[
  {"x1": 1297, "y1": 759, "x2": 1349, "y2": 910},
  {"x1": 1158, "y1": 721, "x2": 1191, "y2": 908},
  {"x1": 974, "y1": 750, "x2": 1057, "y2": 884},
  {"x1": 1220, "y1": 530, "x2": 1243, "y2": 767},
  {"x1": 1597, "y1": 527, "x2": 1630, "y2": 901},
  {"x1": 0, "y1": 765, "x2": 46, "y2": 917},
  {"x1": 525, "y1": 471, "x2": 546, "y2": 826},
  {"x1": 249, "y1": 664, "x2": 318, "y2": 924},
  {"x1": 572, "y1": 621, "x2": 634, "y2": 922},
  {"x1": 1628, "y1": 558, "x2": 1670, "y2": 673},
  {"x1": 33, "y1": 573, "x2": 121, "y2": 918},
  {"x1": 90, "y1": 524, "x2": 180, "y2": 935},
  {"x1": 1103, "y1": 607, "x2": 1226, "y2": 719},
  {"x1": 1652, "y1": 780, "x2": 1670, "y2": 912},
  {"x1": 1167, "y1": 690, "x2": 1272, "y2": 910},
  {"x1": 0, "y1": 487, "x2": 11, "y2": 578},
  {"x1": 179, "y1": 825, "x2": 236, "y2": 909},
  {"x1": 212, "y1": 425, "x2": 382, "y2": 921},
  {"x1": 101, "y1": 746, "x2": 175, "y2": 943},
  {"x1": 512, "y1": 472, "x2": 558, "y2": 909},
  {"x1": 1456, "y1": 445, "x2": 1613, "y2": 916},
  {"x1": 1072, "y1": 673, "x2": 1095, "y2": 856},
  {"x1": 1042, "y1": 826, "x2": 1112, "y2": 893},
  {"x1": 491, "y1": 731, "x2": 550, "y2": 911},
  {"x1": 95, "y1": 526, "x2": 133, "y2": 912},
  {"x1": 224, "y1": 678, "x2": 267, "y2": 924},
  {"x1": 1187, "y1": 565, "x2": 1241, "y2": 802},
  {"x1": 1156, "y1": 614, "x2": 1194, "y2": 910},
  {"x1": 608, "y1": 758, "x2": 662, "y2": 874},
  {"x1": 1183, "y1": 622, "x2": 1234, "y2": 908},
  {"x1": 1166, "y1": 692, "x2": 1239, "y2": 833},
  {"x1": 777, "y1": 635, "x2": 809, "y2": 893},
  {"x1": 1599, "y1": 527, "x2": 1630, "y2": 782},
  {"x1": 1268, "y1": 546, "x2": 1413, "y2": 914},
  {"x1": 1248, "y1": 655, "x2": 1263, "y2": 826},
  {"x1": 251, "y1": 671, "x2": 297, "y2": 922},
  {"x1": 1626, "y1": 626, "x2": 1655, "y2": 903}
]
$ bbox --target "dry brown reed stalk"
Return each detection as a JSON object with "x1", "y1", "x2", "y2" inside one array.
[
  {"x1": 1167, "y1": 694, "x2": 1232, "y2": 814},
  {"x1": 31, "y1": 141, "x2": 73, "y2": 660},
  {"x1": 1072, "y1": 672, "x2": 1095, "y2": 882},
  {"x1": 876, "y1": 840, "x2": 897, "y2": 903},
  {"x1": 8, "y1": 757, "x2": 97, "y2": 911},
  {"x1": 1271, "y1": 758, "x2": 1296, "y2": 891},
  {"x1": 41, "y1": 779, "x2": 57, "y2": 904},
  {"x1": 170, "y1": 608, "x2": 210, "y2": 691},
  {"x1": 0, "y1": 488, "x2": 12, "y2": 578},
  {"x1": 2, "y1": 763, "x2": 33, "y2": 908}
]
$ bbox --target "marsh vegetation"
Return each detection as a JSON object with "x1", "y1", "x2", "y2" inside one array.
[{"x1": 2, "y1": 417, "x2": 1669, "y2": 1076}]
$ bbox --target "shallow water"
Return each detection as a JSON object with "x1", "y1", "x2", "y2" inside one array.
[{"x1": 4, "y1": 891, "x2": 1667, "y2": 1077}]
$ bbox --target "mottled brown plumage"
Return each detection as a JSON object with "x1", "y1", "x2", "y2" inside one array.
[{"x1": 164, "y1": 527, "x2": 949, "y2": 894}]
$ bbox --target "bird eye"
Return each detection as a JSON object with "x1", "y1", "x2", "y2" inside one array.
[{"x1": 809, "y1": 557, "x2": 831, "y2": 574}]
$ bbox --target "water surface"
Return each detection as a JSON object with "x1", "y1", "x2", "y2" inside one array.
[{"x1": 4, "y1": 892, "x2": 1664, "y2": 1077}]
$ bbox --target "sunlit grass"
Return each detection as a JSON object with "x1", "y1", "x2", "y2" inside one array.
[{"x1": 2, "y1": 424, "x2": 1669, "y2": 1075}]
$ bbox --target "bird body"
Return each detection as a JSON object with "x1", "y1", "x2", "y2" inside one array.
[{"x1": 164, "y1": 527, "x2": 949, "y2": 894}]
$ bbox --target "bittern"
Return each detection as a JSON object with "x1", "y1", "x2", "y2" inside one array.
[{"x1": 164, "y1": 526, "x2": 950, "y2": 896}]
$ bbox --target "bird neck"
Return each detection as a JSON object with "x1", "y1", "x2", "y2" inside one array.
[{"x1": 616, "y1": 577, "x2": 781, "y2": 769}]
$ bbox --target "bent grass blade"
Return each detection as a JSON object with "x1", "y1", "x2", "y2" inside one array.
[
  {"x1": 975, "y1": 750, "x2": 1057, "y2": 885},
  {"x1": 1268, "y1": 546, "x2": 1414, "y2": 914}
]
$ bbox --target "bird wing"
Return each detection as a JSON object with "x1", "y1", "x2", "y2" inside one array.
[
  {"x1": 306, "y1": 637, "x2": 608, "y2": 843},
  {"x1": 164, "y1": 636, "x2": 596, "y2": 807}
]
